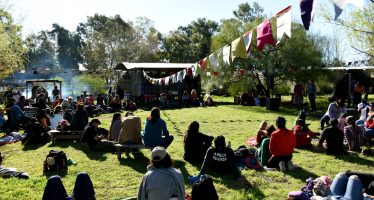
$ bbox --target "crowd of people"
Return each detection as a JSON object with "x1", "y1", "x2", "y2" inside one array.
[{"x1": 1, "y1": 84, "x2": 374, "y2": 200}]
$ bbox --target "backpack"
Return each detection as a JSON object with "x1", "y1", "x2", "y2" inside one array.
[
  {"x1": 234, "y1": 146, "x2": 261, "y2": 170},
  {"x1": 43, "y1": 150, "x2": 68, "y2": 173},
  {"x1": 245, "y1": 155, "x2": 261, "y2": 170},
  {"x1": 191, "y1": 175, "x2": 218, "y2": 200}
]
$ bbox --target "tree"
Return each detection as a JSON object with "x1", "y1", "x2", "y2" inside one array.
[
  {"x1": 25, "y1": 31, "x2": 56, "y2": 70},
  {"x1": 160, "y1": 18, "x2": 218, "y2": 62},
  {"x1": 0, "y1": 8, "x2": 27, "y2": 79},
  {"x1": 321, "y1": 2, "x2": 374, "y2": 61},
  {"x1": 49, "y1": 24, "x2": 83, "y2": 70},
  {"x1": 233, "y1": 2, "x2": 265, "y2": 24}
]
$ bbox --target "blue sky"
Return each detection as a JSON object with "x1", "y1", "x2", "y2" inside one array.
[
  {"x1": 12, "y1": 0, "x2": 311, "y2": 35},
  {"x1": 10, "y1": 0, "x2": 367, "y2": 62}
]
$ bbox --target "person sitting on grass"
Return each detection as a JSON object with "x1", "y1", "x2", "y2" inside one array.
[
  {"x1": 108, "y1": 112, "x2": 122, "y2": 142},
  {"x1": 320, "y1": 99, "x2": 347, "y2": 130},
  {"x1": 204, "y1": 95, "x2": 215, "y2": 106},
  {"x1": 199, "y1": 135, "x2": 251, "y2": 187},
  {"x1": 318, "y1": 118, "x2": 346, "y2": 155},
  {"x1": 292, "y1": 119, "x2": 315, "y2": 149},
  {"x1": 256, "y1": 121, "x2": 268, "y2": 146},
  {"x1": 42, "y1": 172, "x2": 96, "y2": 200},
  {"x1": 82, "y1": 119, "x2": 115, "y2": 152},
  {"x1": 138, "y1": 146, "x2": 185, "y2": 200},
  {"x1": 344, "y1": 116, "x2": 368, "y2": 152},
  {"x1": 257, "y1": 125, "x2": 276, "y2": 167},
  {"x1": 36, "y1": 109, "x2": 51, "y2": 131},
  {"x1": 22, "y1": 117, "x2": 50, "y2": 145},
  {"x1": 70, "y1": 104, "x2": 89, "y2": 131},
  {"x1": 118, "y1": 111, "x2": 142, "y2": 155},
  {"x1": 267, "y1": 116, "x2": 297, "y2": 172},
  {"x1": 142, "y1": 107, "x2": 173, "y2": 148},
  {"x1": 183, "y1": 121, "x2": 214, "y2": 163}
]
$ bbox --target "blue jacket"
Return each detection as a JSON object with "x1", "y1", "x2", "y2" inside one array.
[{"x1": 142, "y1": 118, "x2": 169, "y2": 147}]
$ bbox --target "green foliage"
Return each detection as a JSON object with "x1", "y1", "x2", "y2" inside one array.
[
  {"x1": 25, "y1": 31, "x2": 56, "y2": 70},
  {"x1": 1, "y1": 96, "x2": 373, "y2": 200},
  {"x1": 160, "y1": 18, "x2": 218, "y2": 62},
  {"x1": 0, "y1": 8, "x2": 27, "y2": 79},
  {"x1": 73, "y1": 74, "x2": 106, "y2": 95},
  {"x1": 49, "y1": 24, "x2": 83, "y2": 70},
  {"x1": 233, "y1": 2, "x2": 265, "y2": 23},
  {"x1": 274, "y1": 83, "x2": 291, "y2": 95}
]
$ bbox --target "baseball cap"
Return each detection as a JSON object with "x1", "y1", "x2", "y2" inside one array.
[{"x1": 151, "y1": 146, "x2": 167, "y2": 161}]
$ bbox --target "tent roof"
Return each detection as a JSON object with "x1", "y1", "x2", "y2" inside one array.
[
  {"x1": 325, "y1": 66, "x2": 374, "y2": 70},
  {"x1": 116, "y1": 62, "x2": 195, "y2": 70}
]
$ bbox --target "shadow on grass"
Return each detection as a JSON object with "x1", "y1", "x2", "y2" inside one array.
[
  {"x1": 162, "y1": 110, "x2": 183, "y2": 136},
  {"x1": 305, "y1": 145, "x2": 374, "y2": 167},
  {"x1": 47, "y1": 141, "x2": 108, "y2": 161},
  {"x1": 214, "y1": 173, "x2": 266, "y2": 199},
  {"x1": 43, "y1": 169, "x2": 68, "y2": 178},
  {"x1": 118, "y1": 151, "x2": 149, "y2": 174},
  {"x1": 285, "y1": 168, "x2": 319, "y2": 182},
  {"x1": 22, "y1": 142, "x2": 47, "y2": 151}
]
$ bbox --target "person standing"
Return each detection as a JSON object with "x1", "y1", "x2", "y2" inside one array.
[
  {"x1": 116, "y1": 85, "x2": 125, "y2": 100},
  {"x1": 307, "y1": 80, "x2": 317, "y2": 112}
]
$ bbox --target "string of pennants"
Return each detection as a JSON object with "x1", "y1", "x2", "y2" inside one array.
[{"x1": 143, "y1": 1, "x2": 367, "y2": 85}]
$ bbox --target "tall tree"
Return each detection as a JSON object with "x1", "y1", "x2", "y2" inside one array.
[
  {"x1": 160, "y1": 18, "x2": 218, "y2": 62},
  {"x1": 0, "y1": 8, "x2": 26, "y2": 79},
  {"x1": 77, "y1": 14, "x2": 133, "y2": 71},
  {"x1": 49, "y1": 24, "x2": 83, "y2": 70},
  {"x1": 25, "y1": 31, "x2": 56, "y2": 70},
  {"x1": 233, "y1": 2, "x2": 265, "y2": 24}
]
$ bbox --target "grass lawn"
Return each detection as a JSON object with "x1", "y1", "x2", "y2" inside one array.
[{"x1": 0, "y1": 96, "x2": 373, "y2": 200}]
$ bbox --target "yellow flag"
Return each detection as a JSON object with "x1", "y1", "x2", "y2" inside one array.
[{"x1": 231, "y1": 36, "x2": 247, "y2": 60}]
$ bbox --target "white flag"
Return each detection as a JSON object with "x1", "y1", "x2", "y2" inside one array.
[
  {"x1": 277, "y1": 8, "x2": 292, "y2": 43},
  {"x1": 222, "y1": 45, "x2": 231, "y2": 67},
  {"x1": 333, "y1": 0, "x2": 364, "y2": 20},
  {"x1": 208, "y1": 54, "x2": 218, "y2": 68}
]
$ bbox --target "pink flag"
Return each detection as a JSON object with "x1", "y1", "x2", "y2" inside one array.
[{"x1": 256, "y1": 20, "x2": 276, "y2": 52}]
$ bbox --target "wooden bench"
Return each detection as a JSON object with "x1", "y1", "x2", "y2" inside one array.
[
  {"x1": 48, "y1": 130, "x2": 83, "y2": 142},
  {"x1": 114, "y1": 143, "x2": 153, "y2": 160}
]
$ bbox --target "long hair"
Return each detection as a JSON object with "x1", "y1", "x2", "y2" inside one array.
[
  {"x1": 184, "y1": 121, "x2": 199, "y2": 143},
  {"x1": 110, "y1": 112, "x2": 121, "y2": 131},
  {"x1": 147, "y1": 107, "x2": 160, "y2": 123},
  {"x1": 151, "y1": 154, "x2": 174, "y2": 168}
]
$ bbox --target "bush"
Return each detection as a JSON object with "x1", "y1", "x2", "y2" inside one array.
[{"x1": 274, "y1": 83, "x2": 291, "y2": 95}]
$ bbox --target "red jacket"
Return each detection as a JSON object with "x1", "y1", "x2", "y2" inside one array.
[{"x1": 269, "y1": 128, "x2": 296, "y2": 156}]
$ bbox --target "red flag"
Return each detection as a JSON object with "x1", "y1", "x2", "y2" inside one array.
[
  {"x1": 257, "y1": 20, "x2": 276, "y2": 52},
  {"x1": 213, "y1": 71, "x2": 218, "y2": 77},
  {"x1": 198, "y1": 58, "x2": 208, "y2": 71}
]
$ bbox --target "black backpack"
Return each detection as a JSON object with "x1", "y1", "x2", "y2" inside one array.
[
  {"x1": 191, "y1": 175, "x2": 218, "y2": 200},
  {"x1": 43, "y1": 150, "x2": 68, "y2": 173}
]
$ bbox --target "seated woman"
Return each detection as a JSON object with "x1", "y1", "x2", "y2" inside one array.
[
  {"x1": 364, "y1": 106, "x2": 374, "y2": 143},
  {"x1": 344, "y1": 116, "x2": 368, "y2": 152},
  {"x1": 190, "y1": 89, "x2": 199, "y2": 106},
  {"x1": 257, "y1": 125, "x2": 276, "y2": 166},
  {"x1": 82, "y1": 119, "x2": 114, "y2": 152},
  {"x1": 22, "y1": 117, "x2": 50, "y2": 145},
  {"x1": 108, "y1": 112, "x2": 121, "y2": 142},
  {"x1": 50, "y1": 106, "x2": 63, "y2": 130},
  {"x1": 204, "y1": 95, "x2": 215, "y2": 106},
  {"x1": 181, "y1": 90, "x2": 190, "y2": 106},
  {"x1": 124, "y1": 100, "x2": 137, "y2": 111},
  {"x1": 142, "y1": 107, "x2": 174, "y2": 148},
  {"x1": 183, "y1": 121, "x2": 214, "y2": 163},
  {"x1": 118, "y1": 112, "x2": 142, "y2": 154},
  {"x1": 138, "y1": 147, "x2": 184, "y2": 200},
  {"x1": 256, "y1": 121, "x2": 268, "y2": 146},
  {"x1": 109, "y1": 95, "x2": 121, "y2": 113},
  {"x1": 315, "y1": 171, "x2": 374, "y2": 199},
  {"x1": 36, "y1": 109, "x2": 51, "y2": 131}
]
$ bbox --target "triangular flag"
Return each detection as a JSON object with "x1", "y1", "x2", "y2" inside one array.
[
  {"x1": 300, "y1": 0, "x2": 316, "y2": 30},
  {"x1": 198, "y1": 58, "x2": 208, "y2": 71},
  {"x1": 243, "y1": 30, "x2": 253, "y2": 54},
  {"x1": 215, "y1": 48, "x2": 224, "y2": 67},
  {"x1": 231, "y1": 36, "x2": 247, "y2": 60},
  {"x1": 257, "y1": 20, "x2": 276, "y2": 52},
  {"x1": 208, "y1": 53, "x2": 218, "y2": 68},
  {"x1": 213, "y1": 71, "x2": 218, "y2": 77},
  {"x1": 222, "y1": 45, "x2": 231, "y2": 66},
  {"x1": 276, "y1": 6, "x2": 292, "y2": 43}
]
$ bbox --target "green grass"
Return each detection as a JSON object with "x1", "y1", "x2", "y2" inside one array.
[{"x1": 1, "y1": 96, "x2": 373, "y2": 200}]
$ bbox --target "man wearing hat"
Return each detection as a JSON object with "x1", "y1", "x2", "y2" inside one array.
[
  {"x1": 138, "y1": 146, "x2": 185, "y2": 200},
  {"x1": 268, "y1": 116, "x2": 296, "y2": 172},
  {"x1": 356, "y1": 100, "x2": 370, "y2": 126}
]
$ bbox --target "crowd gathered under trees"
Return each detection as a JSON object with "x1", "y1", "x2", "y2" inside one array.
[{"x1": 0, "y1": 1, "x2": 374, "y2": 199}]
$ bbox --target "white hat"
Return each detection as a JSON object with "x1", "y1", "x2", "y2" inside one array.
[
  {"x1": 151, "y1": 146, "x2": 167, "y2": 161},
  {"x1": 357, "y1": 103, "x2": 365, "y2": 111}
]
